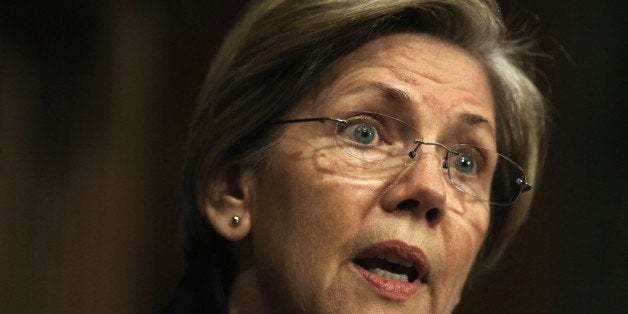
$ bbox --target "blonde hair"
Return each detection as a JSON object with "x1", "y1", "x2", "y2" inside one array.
[{"x1": 182, "y1": 0, "x2": 548, "y2": 274}]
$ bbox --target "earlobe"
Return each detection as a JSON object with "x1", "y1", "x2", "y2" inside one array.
[{"x1": 205, "y1": 167, "x2": 254, "y2": 241}]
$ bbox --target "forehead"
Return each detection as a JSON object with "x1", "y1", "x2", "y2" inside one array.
[
  {"x1": 331, "y1": 32, "x2": 489, "y2": 90},
  {"x1": 313, "y1": 32, "x2": 495, "y2": 126}
]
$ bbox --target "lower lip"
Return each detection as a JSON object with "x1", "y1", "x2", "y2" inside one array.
[{"x1": 353, "y1": 263, "x2": 423, "y2": 300}]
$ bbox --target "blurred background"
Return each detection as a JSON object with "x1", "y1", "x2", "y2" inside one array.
[{"x1": 1, "y1": 0, "x2": 626, "y2": 313}]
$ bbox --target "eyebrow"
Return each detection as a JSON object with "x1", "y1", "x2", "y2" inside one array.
[
  {"x1": 344, "y1": 82, "x2": 411, "y2": 105},
  {"x1": 458, "y1": 112, "x2": 495, "y2": 137},
  {"x1": 371, "y1": 82, "x2": 411, "y2": 104}
]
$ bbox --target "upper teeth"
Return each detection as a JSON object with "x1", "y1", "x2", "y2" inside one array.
[
  {"x1": 371, "y1": 268, "x2": 409, "y2": 282},
  {"x1": 378, "y1": 252, "x2": 414, "y2": 268}
]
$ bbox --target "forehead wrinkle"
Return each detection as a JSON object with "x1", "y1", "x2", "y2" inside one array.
[
  {"x1": 383, "y1": 64, "x2": 495, "y2": 126},
  {"x1": 386, "y1": 64, "x2": 488, "y2": 104},
  {"x1": 387, "y1": 66, "x2": 445, "y2": 86}
]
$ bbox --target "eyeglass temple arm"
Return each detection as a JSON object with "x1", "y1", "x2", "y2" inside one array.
[{"x1": 273, "y1": 117, "x2": 348, "y2": 125}]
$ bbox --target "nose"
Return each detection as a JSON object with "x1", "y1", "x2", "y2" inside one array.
[{"x1": 379, "y1": 151, "x2": 447, "y2": 226}]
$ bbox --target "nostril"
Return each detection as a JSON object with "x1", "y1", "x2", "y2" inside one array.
[
  {"x1": 425, "y1": 208, "x2": 440, "y2": 223},
  {"x1": 397, "y1": 199, "x2": 420, "y2": 210},
  {"x1": 394, "y1": 200, "x2": 443, "y2": 225},
  {"x1": 425, "y1": 208, "x2": 438, "y2": 221}
]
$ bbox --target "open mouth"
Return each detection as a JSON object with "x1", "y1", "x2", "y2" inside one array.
[
  {"x1": 353, "y1": 252, "x2": 420, "y2": 283},
  {"x1": 351, "y1": 241, "x2": 430, "y2": 298}
]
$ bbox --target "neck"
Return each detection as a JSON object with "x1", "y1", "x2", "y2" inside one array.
[{"x1": 228, "y1": 267, "x2": 268, "y2": 314}]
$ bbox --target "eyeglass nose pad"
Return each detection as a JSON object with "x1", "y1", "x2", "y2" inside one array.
[{"x1": 404, "y1": 141, "x2": 422, "y2": 166}]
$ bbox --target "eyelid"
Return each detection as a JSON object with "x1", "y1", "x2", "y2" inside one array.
[
  {"x1": 344, "y1": 113, "x2": 384, "y2": 126},
  {"x1": 448, "y1": 136, "x2": 495, "y2": 153},
  {"x1": 458, "y1": 112, "x2": 496, "y2": 140},
  {"x1": 449, "y1": 126, "x2": 497, "y2": 151}
]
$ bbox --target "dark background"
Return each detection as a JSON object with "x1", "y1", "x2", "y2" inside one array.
[{"x1": 1, "y1": 0, "x2": 626, "y2": 313}]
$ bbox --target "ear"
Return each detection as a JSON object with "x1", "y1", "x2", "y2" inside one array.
[{"x1": 205, "y1": 166, "x2": 254, "y2": 241}]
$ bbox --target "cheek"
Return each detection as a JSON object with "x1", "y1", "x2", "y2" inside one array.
[
  {"x1": 253, "y1": 162, "x2": 368, "y2": 244},
  {"x1": 436, "y1": 208, "x2": 489, "y2": 305},
  {"x1": 249, "y1": 154, "x2": 382, "y2": 306},
  {"x1": 442, "y1": 217, "x2": 487, "y2": 270},
  {"x1": 252, "y1": 136, "x2": 384, "y2": 248}
]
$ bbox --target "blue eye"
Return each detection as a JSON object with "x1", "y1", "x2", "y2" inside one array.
[
  {"x1": 453, "y1": 154, "x2": 476, "y2": 175},
  {"x1": 353, "y1": 123, "x2": 376, "y2": 144}
]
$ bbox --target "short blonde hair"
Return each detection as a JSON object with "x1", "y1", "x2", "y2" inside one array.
[{"x1": 182, "y1": 0, "x2": 548, "y2": 274}]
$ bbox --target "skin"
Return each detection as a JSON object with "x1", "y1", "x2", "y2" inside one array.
[{"x1": 210, "y1": 33, "x2": 495, "y2": 313}]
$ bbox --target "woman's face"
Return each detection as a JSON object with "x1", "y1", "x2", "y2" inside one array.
[{"x1": 241, "y1": 33, "x2": 494, "y2": 313}]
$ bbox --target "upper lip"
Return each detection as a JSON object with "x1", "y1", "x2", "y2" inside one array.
[{"x1": 352, "y1": 239, "x2": 431, "y2": 283}]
